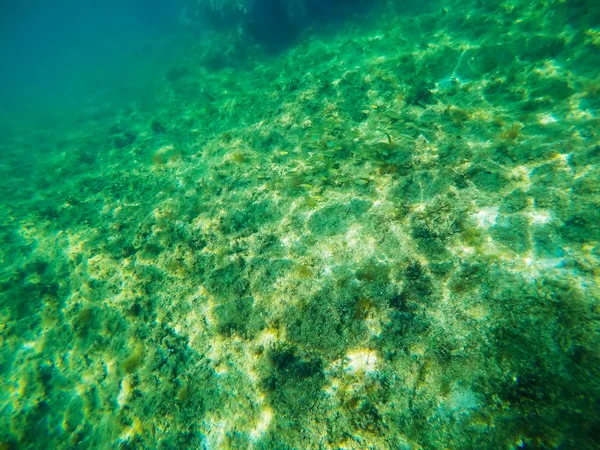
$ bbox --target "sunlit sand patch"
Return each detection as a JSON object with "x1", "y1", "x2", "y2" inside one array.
[
  {"x1": 117, "y1": 377, "x2": 132, "y2": 407},
  {"x1": 538, "y1": 113, "x2": 558, "y2": 125},
  {"x1": 249, "y1": 406, "x2": 273, "y2": 442},
  {"x1": 344, "y1": 224, "x2": 376, "y2": 257},
  {"x1": 526, "y1": 210, "x2": 551, "y2": 225},
  {"x1": 471, "y1": 207, "x2": 499, "y2": 228},
  {"x1": 344, "y1": 348, "x2": 379, "y2": 374}
]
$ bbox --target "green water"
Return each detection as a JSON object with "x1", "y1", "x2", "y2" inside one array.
[{"x1": 1, "y1": 1, "x2": 599, "y2": 449}]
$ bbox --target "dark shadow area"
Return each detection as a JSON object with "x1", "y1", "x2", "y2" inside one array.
[
  {"x1": 244, "y1": 0, "x2": 379, "y2": 53},
  {"x1": 246, "y1": 0, "x2": 299, "y2": 53}
]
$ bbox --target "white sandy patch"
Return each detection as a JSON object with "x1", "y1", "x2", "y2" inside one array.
[
  {"x1": 249, "y1": 407, "x2": 273, "y2": 442},
  {"x1": 538, "y1": 113, "x2": 557, "y2": 124},
  {"x1": 345, "y1": 349, "x2": 379, "y2": 374},
  {"x1": 472, "y1": 207, "x2": 499, "y2": 228},
  {"x1": 117, "y1": 378, "x2": 131, "y2": 407},
  {"x1": 526, "y1": 210, "x2": 551, "y2": 224}
]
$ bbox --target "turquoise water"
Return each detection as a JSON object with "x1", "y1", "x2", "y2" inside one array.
[{"x1": 1, "y1": 1, "x2": 599, "y2": 448}]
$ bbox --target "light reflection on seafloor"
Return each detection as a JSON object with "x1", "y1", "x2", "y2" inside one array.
[{"x1": 0, "y1": 1, "x2": 599, "y2": 449}]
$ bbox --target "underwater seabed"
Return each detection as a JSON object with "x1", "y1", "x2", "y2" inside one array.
[{"x1": 1, "y1": 0, "x2": 599, "y2": 449}]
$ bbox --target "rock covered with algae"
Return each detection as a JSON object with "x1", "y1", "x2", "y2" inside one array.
[{"x1": 0, "y1": 0, "x2": 599, "y2": 449}]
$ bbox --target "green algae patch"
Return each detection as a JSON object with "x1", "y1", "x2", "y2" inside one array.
[{"x1": 121, "y1": 343, "x2": 145, "y2": 374}]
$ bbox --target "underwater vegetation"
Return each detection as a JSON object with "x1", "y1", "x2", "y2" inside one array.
[{"x1": 1, "y1": 0, "x2": 600, "y2": 449}]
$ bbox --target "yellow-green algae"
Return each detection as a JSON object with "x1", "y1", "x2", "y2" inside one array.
[{"x1": 1, "y1": 0, "x2": 600, "y2": 449}]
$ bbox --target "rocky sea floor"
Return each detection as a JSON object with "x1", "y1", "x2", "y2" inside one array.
[{"x1": 1, "y1": 0, "x2": 599, "y2": 448}]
